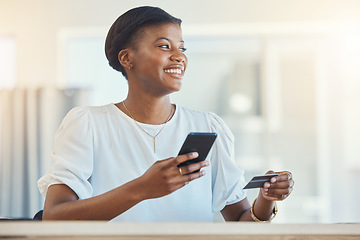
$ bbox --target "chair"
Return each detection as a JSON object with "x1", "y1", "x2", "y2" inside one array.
[
  {"x1": 33, "y1": 210, "x2": 43, "y2": 221},
  {"x1": 0, "y1": 210, "x2": 43, "y2": 221}
]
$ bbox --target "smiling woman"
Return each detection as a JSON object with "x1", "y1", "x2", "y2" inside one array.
[
  {"x1": 105, "y1": 7, "x2": 183, "y2": 80},
  {"x1": 37, "y1": 6, "x2": 294, "y2": 222},
  {"x1": 118, "y1": 23, "x2": 187, "y2": 97}
]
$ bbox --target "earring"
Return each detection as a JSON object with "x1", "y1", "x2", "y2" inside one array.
[{"x1": 128, "y1": 66, "x2": 131, "y2": 70}]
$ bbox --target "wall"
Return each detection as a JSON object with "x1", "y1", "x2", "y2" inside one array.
[{"x1": 0, "y1": 0, "x2": 360, "y2": 87}]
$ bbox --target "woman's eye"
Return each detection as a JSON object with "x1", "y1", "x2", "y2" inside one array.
[
  {"x1": 180, "y1": 47, "x2": 187, "y2": 53},
  {"x1": 158, "y1": 44, "x2": 187, "y2": 53},
  {"x1": 159, "y1": 45, "x2": 170, "y2": 50}
]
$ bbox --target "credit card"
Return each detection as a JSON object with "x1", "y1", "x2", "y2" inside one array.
[{"x1": 243, "y1": 174, "x2": 278, "y2": 189}]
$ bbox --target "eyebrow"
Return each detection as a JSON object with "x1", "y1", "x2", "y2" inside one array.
[{"x1": 154, "y1": 37, "x2": 185, "y2": 44}]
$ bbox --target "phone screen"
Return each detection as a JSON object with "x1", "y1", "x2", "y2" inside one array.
[{"x1": 177, "y1": 132, "x2": 217, "y2": 172}]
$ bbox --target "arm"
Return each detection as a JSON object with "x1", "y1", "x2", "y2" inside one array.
[
  {"x1": 221, "y1": 194, "x2": 275, "y2": 221},
  {"x1": 43, "y1": 152, "x2": 209, "y2": 221},
  {"x1": 43, "y1": 178, "x2": 144, "y2": 220},
  {"x1": 221, "y1": 171, "x2": 294, "y2": 222}
]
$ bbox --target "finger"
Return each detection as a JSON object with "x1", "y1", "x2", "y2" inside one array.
[
  {"x1": 177, "y1": 167, "x2": 184, "y2": 176},
  {"x1": 178, "y1": 161, "x2": 209, "y2": 175},
  {"x1": 173, "y1": 152, "x2": 199, "y2": 166},
  {"x1": 274, "y1": 171, "x2": 292, "y2": 181},
  {"x1": 263, "y1": 170, "x2": 277, "y2": 185},
  {"x1": 264, "y1": 189, "x2": 292, "y2": 201},
  {"x1": 268, "y1": 172, "x2": 292, "y2": 184},
  {"x1": 264, "y1": 187, "x2": 291, "y2": 197},
  {"x1": 181, "y1": 169, "x2": 206, "y2": 183},
  {"x1": 265, "y1": 170, "x2": 275, "y2": 175},
  {"x1": 264, "y1": 179, "x2": 294, "y2": 189},
  {"x1": 263, "y1": 193, "x2": 288, "y2": 201}
]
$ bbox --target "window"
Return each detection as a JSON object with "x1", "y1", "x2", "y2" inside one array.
[{"x1": 0, "y1": 37, "x2": 16, "y2": 89}]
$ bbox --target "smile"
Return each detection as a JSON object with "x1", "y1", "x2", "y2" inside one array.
[{"x1": 164, "y1": 68, "x2": 183, "y2": 74}]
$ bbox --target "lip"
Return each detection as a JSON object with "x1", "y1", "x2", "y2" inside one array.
[{"x1": 163, "y1": 64, "x2": 185, "y2": 78}]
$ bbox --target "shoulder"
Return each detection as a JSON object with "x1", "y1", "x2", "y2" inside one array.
[
  {"x1": 176, "y1": 105, "x2": 208, "y2": 120},
  {"x1": 206, "y1": 112, "x2": 234, "y2": 143},
  {"x1": 65, "y1": 104, "x2": 113, "y2": 120},
  {"x1": 59, "y1": 104, "x2": 115, "y2": 131}
]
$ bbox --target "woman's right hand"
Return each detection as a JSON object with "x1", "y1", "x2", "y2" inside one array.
[{"x1": 136, "y1": 152, "x2": 209, "y2": 200}]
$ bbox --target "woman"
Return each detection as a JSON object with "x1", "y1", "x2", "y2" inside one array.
[{"x1": 38, "y1": 6, "x2": 294, "y2": 222}]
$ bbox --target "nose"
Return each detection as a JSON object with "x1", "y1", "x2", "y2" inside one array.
[{"x1": 170, "y1": 50, "x2": 186, "y2": 63}]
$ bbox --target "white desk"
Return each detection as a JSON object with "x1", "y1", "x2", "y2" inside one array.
[{"x1": 0, "y1": 222, "x2": 359, "y2": 239}]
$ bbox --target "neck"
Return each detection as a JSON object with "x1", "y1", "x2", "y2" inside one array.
[{"x1": 120, "y1": 94, "x2": 173, "y2": 125}]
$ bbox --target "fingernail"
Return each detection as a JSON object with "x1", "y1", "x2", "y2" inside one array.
[
  {"x1": 264, "y1": 182, "x2": 270, "y2": 188},
  {"x1": 201, "y1": 170, "x2": 206, "y2": 176},
  {"x1": 271, "y1": 178, "x2": 276, "y2": 183},
  {"x1": 192, "y1": 152, "x2": 199, "y2": 157},
  {"x1": 203, "y1": 161, "x2": 210, "y2": 166}
]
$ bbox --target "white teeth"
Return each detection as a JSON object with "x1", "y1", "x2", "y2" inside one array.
[{"x1": 165, "y1": 69, "x2": 182, "y2": 74}]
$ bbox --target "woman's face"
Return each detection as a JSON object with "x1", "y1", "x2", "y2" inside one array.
[{"x1": 129, "y1": 23, "x2": 188, "y2": 96}]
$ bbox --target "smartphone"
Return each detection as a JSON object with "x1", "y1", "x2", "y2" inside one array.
[
  {"x1": 177, "y1": 132, "x2": 217, "y2": 173},
  {"x1": 243, "y1": 174, "x2": 278, "y2": 189}
]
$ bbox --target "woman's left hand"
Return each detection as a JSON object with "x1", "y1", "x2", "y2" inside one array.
[{"x1": 260, "y1": 170, "x2": 294, "y2": 201}]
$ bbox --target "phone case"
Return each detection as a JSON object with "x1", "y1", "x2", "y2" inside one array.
[{"x1": 177, "y1": 132, "x2": 217, "y2": 173}]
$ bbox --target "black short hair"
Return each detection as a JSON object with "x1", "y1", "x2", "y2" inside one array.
[{"x1": 105, "y1": 6, "x2": 182, "y2": 79}]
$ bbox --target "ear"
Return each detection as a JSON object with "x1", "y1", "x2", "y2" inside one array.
[{"x1": 118, "y1": 49, "x2": 133, "y2": 70}]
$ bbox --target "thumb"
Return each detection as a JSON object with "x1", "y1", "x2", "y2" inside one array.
[{"x1": 265, "y1": 170, "x2": 275, "y2": 175}]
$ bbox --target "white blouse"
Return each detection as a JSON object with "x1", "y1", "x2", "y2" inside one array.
[{"x1": 38, "y1": 104, "x2": 247, "y2": 222}]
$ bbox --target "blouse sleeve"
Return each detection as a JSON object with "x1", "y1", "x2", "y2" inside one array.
[
  {"x1": 207, "y1": 112, "x2": 247, "y2": 213},
  {"x1": 37, "y1": 107, "x2": 94, "y2": 199}
]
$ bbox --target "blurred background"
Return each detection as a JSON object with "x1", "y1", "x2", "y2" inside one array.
[{"x1": 1, "y1": 0, "x2": 360, "y2": 223}]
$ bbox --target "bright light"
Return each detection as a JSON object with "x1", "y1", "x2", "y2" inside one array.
[{"x1": 229, "y1": 93, "x2": 253, "y2": 114}]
